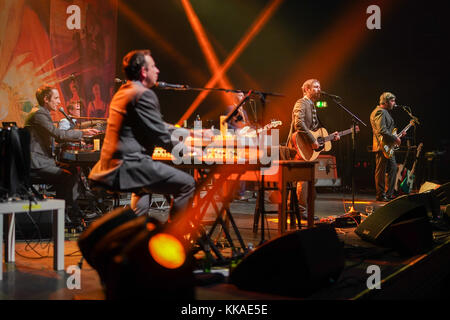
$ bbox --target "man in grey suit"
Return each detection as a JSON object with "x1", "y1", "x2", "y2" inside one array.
[
  {"x1": 287, "y1": 79, "x2": 339, "y2": 218},
  {"x1": 89, "y1": 49, "x2": 195, "y2": 220},
  {"x1": 25, "y1": 85, "x2": 98, "y2": 225},
  {"x1": 370, "y1": 92, "x2": 404, "y2": 201}
]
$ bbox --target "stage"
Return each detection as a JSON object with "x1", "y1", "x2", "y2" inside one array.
[{"x1": 1, "y1": 191, "x2": 449, "y2": 301}]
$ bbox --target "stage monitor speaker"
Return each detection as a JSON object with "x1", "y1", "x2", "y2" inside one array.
[
  {"x1": 433, "y1": 182, "x2": 450, "y2": 205},
  {"x1": 419, "y1": 181, "x2": 441, "y2": 193},
  {"x1": 229, "y1": 224, "x2": 344, "y2": 298},
  {"x1": 355, "y1": 193, "x2": 433, "y2": 255}
]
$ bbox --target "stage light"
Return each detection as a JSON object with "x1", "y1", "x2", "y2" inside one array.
[
  {"x1": 148, "y1": 233, "x2": 186, "y2": 269},
  {"x1": 178, "y1": 0, "x2": 284, "y2": 126},
  {"x1": 181, "y1": 0, "x2": 234, "y2": 107},
  {"x1": 78, "y1": 207, "x2": 195, "y2": 300}
]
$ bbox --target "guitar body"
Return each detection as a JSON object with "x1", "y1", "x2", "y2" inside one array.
[
  {"x1": 394, "y1": 141, "x2": 411, "y2": 194},
  {"x1": 394, "y1": 163, "x2": 408, "y2": 193},
  {"x1": 399, "y1": 143, "x2": 423, "y2": 194},
  {"x1": 380, "y1": 128, "x2": 397, "y2": 159},
  {"x1": 399, "y1": 171, "x2": 414, "y2": 194},
  {"x1": 291, "y1": 128, "x2": 331, "y2": 161}
]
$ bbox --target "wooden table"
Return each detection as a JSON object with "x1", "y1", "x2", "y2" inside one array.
[{"x1": 213, "y1": 160, "x2": 317, "y2": 234}]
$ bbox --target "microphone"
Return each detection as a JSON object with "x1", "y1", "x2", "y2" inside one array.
[
  {"x1": 114, "y1": 78, "x2": 125, "y2": 84},
  {"x1": 59, "y1": 107, "x2": 76, "y2": 127},
  {"x1": 155, "y1": 81, "x2": 189, "y2": 90},
  {"x1": 320, "y1": 91, "x2": 342, "y2": 101}
]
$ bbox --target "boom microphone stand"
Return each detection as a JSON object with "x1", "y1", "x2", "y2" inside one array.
[
  {"x1": 156, "y1": 82, "x2": 284, "y2": 244},
  {"x1": 324, "y1": 94, "x2": 367, "y2": 219}
]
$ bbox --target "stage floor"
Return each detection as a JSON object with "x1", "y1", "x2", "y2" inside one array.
[{"x1": 1, "y1": 192, "x2": 449, "y2": 300}]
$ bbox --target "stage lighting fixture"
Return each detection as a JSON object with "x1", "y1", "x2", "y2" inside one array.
[
  {"x1": 78, "y1": 206, "x2": 195, "y2": 300},
  {"x1": 149, "y1": 233, "x2": 186, "y2": 269}
]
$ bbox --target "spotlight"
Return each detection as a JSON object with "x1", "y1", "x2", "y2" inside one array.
[{"x1": 78, "y1": 206, "x2": 195, "y2": 300}]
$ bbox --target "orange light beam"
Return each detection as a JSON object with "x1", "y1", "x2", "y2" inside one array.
[
  {"x1": 177, "y1": 0, "x2": 284, "y2": 126},
  {"x1": 117, "y1": 0, "x2": 206, "y2": 84},
  {"x1": 180, "y1": 0, "x2": 234, "y2": 106}
]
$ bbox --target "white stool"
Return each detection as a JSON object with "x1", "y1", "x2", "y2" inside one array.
[{"x1": 0, "y1": 199, "x2": 65, "y2": 280}]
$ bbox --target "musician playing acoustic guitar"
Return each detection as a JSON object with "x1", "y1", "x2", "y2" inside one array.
[
  {"x1": 287, "y1": 79, "x2": 340, "y2": 218},
  {"x1": 370, "y1": 92, "x2": 406, "y2": 202}
]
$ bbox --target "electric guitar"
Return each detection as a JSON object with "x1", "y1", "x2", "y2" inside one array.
[
  {"x1": 380, "y1": 119, "x2": 416, "y2": 159},
  {"x1": 238, "y1": 120, "x2": 282, "y2": 137},
  {"x1": 394, "y1": 139, "x2": 411, "y2": 193},
  {"x1": 291, "y1": 125, "x2": 359, "y2": 161},
  {"x1": 399, "y1": 142, "x2": 423, "y2": 194}
]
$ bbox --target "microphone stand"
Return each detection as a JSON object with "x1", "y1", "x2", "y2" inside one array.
[
  {"x1": 400, "y1": 105, "x2": 419, "y2": 147},
  {"x1": 223, "y1": 90, "x2": 252, "y2": 125},
  {"x1": 159, "y1": 83, "x2": 284, "y2": 244},
  {"x1": 327, "y1": 96, "x2": 367, "y2": 219}
]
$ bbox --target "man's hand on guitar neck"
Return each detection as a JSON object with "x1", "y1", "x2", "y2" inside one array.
[
  {"x1": 312, "y1": 131, "x2": 340, "y2": 150},
  {"x1": 331, "y1": 131, "x2": 340, "y2": 141},
  {"x1": 395, "y1": 131, "x2": 406, "y2": 146}
]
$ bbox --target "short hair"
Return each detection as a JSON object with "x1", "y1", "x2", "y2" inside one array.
[
  {"x1": 36, "y1": 85, "x2": 56, "y2": 106},
  {"x1": 379, "y1": 92, "x2": 396, "y2": 105},
  {"x1": 302, "y1": 79, "x2": 320, "y2": 95},
  {"x1": 122, "y1": 49, "x2": 152, "y2": 81},
  {"x1": 66, "y1": 102, "x2": 78, "y2": 112}
]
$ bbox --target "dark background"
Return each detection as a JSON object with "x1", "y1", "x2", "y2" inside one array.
[{"x1": 115, "y1": 0, "x2": 450, "y2": 191}]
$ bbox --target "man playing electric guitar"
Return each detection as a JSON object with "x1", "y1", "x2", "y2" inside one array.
[
  {"x1": 370, "y1": 92, "x2": 406, "y2": 202},
  {"x1": 286, "y1": 79, "x2": 340, "y2": 218}
]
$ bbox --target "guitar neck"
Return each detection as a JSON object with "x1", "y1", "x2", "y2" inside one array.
[
  {"x1": 323, "y1": 128, "x2": 353, "y2": 142},
  {"x1": 410, "y1": 144, "x2": 423, "y2": 175},
  {"x1": 396, "y1": 123, "x2": 413, "y2": 138}
]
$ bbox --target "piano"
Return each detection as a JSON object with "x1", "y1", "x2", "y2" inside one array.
[{"x1": 59, "y1": 150, "x2": 100, "y2": 165}]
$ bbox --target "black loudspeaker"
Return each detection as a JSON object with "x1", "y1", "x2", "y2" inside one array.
[
  {"x1": 355, "y1": 193, "x2": 433, "y2": 255},
  {"x1": 229, "y1": 224, "x2": 344, "y2": 298},
  {"x1": 78, "y1": 206, "x2": 138, "y2": 271}
]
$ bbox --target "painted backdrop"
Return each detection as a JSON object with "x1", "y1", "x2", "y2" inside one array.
[{"x1": 0, "y1": 0, "x2": 117, "y2": 126}]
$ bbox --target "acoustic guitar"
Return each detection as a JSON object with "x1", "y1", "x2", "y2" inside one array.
[{"x1": 291, "y1": 125, "x2": 359, "y2": 161}]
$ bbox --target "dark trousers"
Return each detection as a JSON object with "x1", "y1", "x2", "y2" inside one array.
[
  {"x1": 375, "y1": 151, "x2": 397, "y2": 199},
  {"x1": 131, "y1": 167, "x2": 195, "y2": 219},
  {"x1": 30, "y1": 163, "x2": 80, "y2": 217}
]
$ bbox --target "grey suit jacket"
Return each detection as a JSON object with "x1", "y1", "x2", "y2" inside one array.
[
  {"x1": 24, "y1": 106, "x2": 83, "y2": 169},
  {"x1": 287, "y1": 97, "x2": 320, "y2": 146},
  {"x1": 370, "y1": 106, "x2": 397, "y2": 152},
  {"x1": 89, "y1": 81, "x2": 178, "y2": 191}
]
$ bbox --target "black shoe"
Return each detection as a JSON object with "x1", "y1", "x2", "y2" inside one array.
[
  {"x1": 66, "y1": 215, "x2": 86, "y2": 232},
  {"x1": 376, "y1": 196, "x2": 390, "y2": 202}
]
